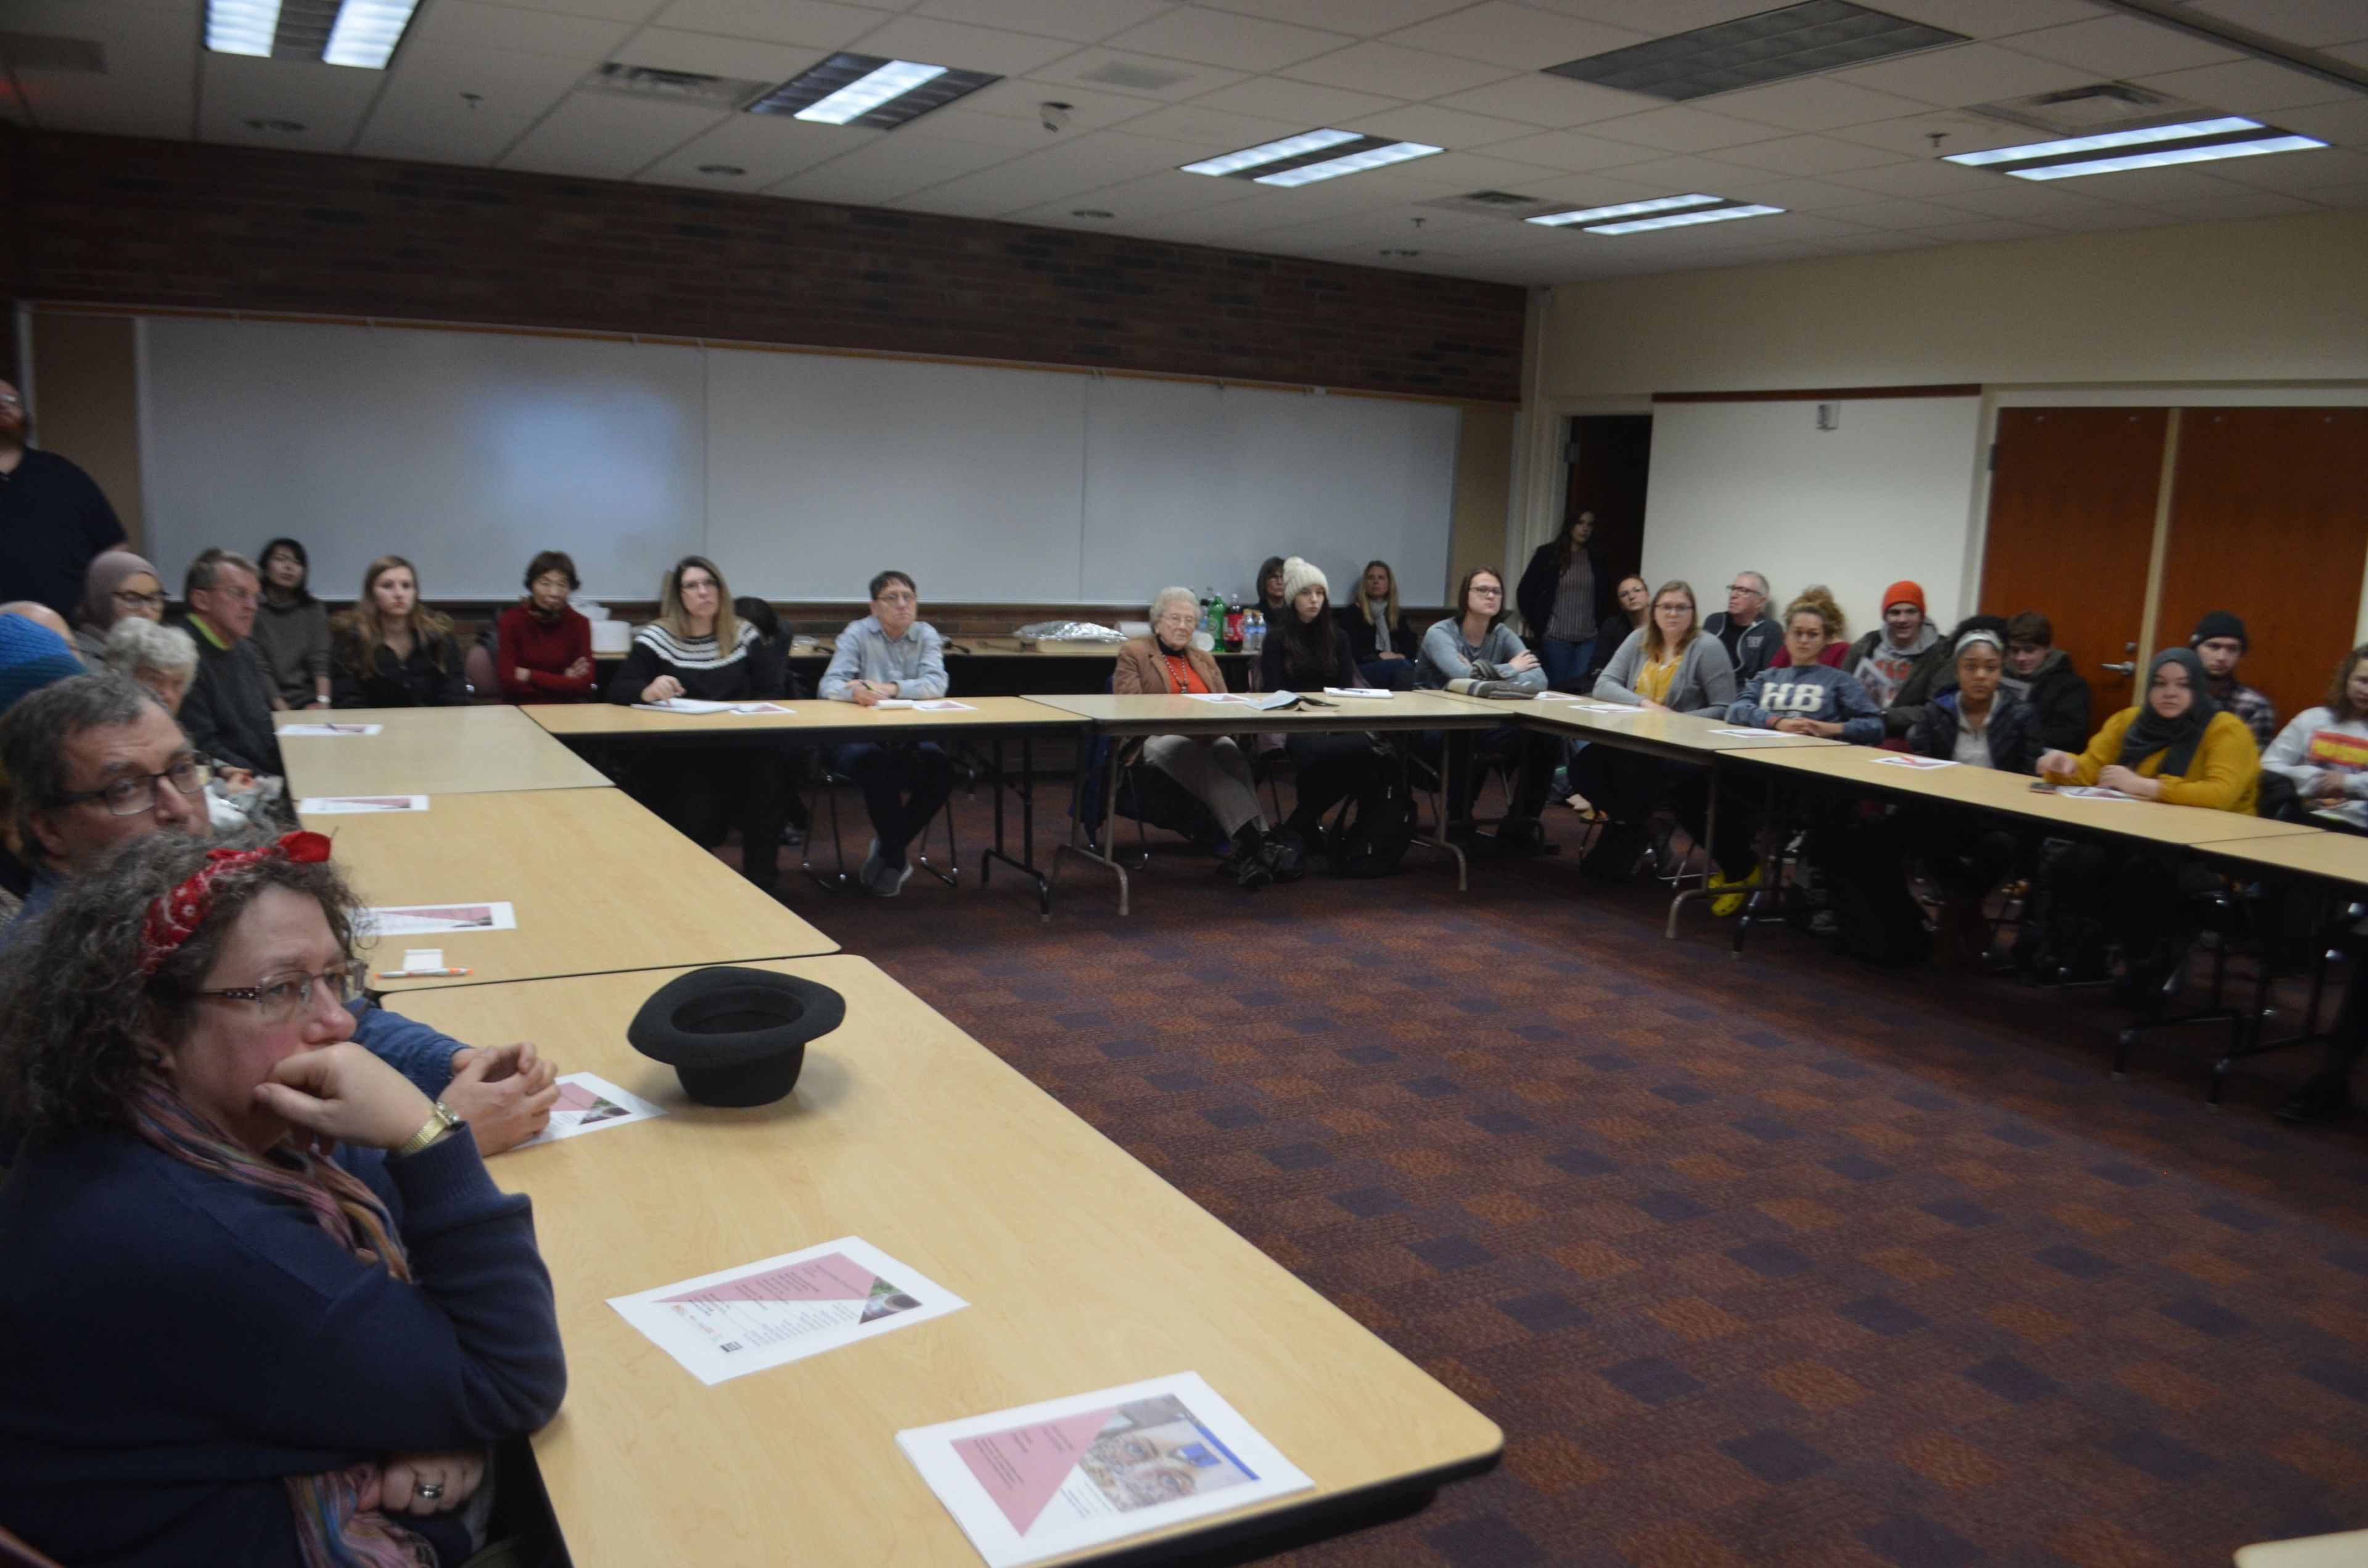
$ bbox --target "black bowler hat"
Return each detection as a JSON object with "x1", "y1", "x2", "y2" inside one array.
[{"x1": 627, "y1": 967, "x2": 846, "y2": 1107}]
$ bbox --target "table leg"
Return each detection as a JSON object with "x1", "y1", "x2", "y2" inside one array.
[
  {"x1": 1404, "y1": 729, "x2": 1468, "y2": 893},
  {"x1": 1665, "y1": 756, "x2": 1718, "y2": 938},
  {"x1": 976, "y1": 734, "x2": 1054, "y2": 919},
  {"x1": 1051, "y1": 731, "x2": 1136, "y2": 916}
]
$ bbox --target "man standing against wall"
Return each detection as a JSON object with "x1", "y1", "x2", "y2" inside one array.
[
  {"x1": 1704, "y1": 572, "x2": 1780, "y2": 680},
  {"x1": 0, "y1": 379, "x2": 127, "y2": 622},
  {"x1": 2192, "y1": 611, "x2": 2277, "y2": 749}
]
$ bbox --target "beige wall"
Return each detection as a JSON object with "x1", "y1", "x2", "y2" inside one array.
[
  {"x1": 1537, "y1": 207, "x2": 2368, "y2": 398},
  {"x1": 28, "y1": 312, "x2": 146, "y2": 548},
  {"x1": 1449, "y1": 405, "x2": 1515, "y2": 593}
]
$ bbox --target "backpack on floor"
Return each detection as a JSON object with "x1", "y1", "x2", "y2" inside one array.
[{"x1": 1329, "y1": 769, "x2": 1416, "y2": 879}]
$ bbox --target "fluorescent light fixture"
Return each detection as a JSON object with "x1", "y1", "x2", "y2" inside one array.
[
  {"x1": 2009, "y1": 133, "x2": 2325, "y2": 179},
  {"x1": 1182, "y1": 129, "x2": 1362, "y2": 178},
  {"x1": 1254, "y1": 140, "x2": 1441, "y2": 186},
  {"x1": 1586, "y1": 203, "x2": 1783, "y2": 234},
  {"x1": 796, "y1": 59, "x2": 945, "y2": 124},
  {"x1": 205, "y1": 0, "x2": 281, "y2": 57},
  {"x1": 1944, "y1": 115, "x2": 2262, "y2": 165},
  {"x1": 321, "y1": 0, "x2": 417, "y2": 68},
  {"x1": 1527, "y1": 194, "x2": 1722, "y2": 227},
  {"x1": 744, "y1": 52, "x2": 998, "y2": 127}
]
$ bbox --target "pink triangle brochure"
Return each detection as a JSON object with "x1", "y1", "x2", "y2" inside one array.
[
  {"x1": 607, "y1": 1236, "x2": 965, "y2": 1385},
  {"x1": 897, "y1": 1373, "x2": 1312, "y2": 1567},
  {"x1": 514, "y1": 1072, "x2": 666, "y2": 1149}
]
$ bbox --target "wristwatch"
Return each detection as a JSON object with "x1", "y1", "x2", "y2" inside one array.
[{"x1": 395, "y1": 1101, "x2": 465, "y2": 1159}]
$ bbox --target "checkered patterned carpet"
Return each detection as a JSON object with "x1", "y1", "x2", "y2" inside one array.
[{"x1": 781, "y1": 793, "x2": 2368, "y2": 1568}]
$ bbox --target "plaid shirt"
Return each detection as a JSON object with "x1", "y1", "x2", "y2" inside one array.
[{"x1": 2216, "y1": 679, "x2": 2278, "y2": 750}]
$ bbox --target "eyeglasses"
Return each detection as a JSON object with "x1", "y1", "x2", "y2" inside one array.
[
  {"x1": 0, "y1": 393, "x2": 20, "y2": 410},
  {"x1": 212, "y1": 587, "x2": 259, "y2": 607},
  {"x1": 60, "y1": 755, "x2": 212, "y2": 817},
  {"x1": 112, "y1": 589, "x2": 169, "y2": 612},
  {"x1": 190, "y1": 961, "x2": 366, "y2": 1022},
  {"x1": 1727, "y1": 583, "x2": 1761, "y2": 596},
  {"x1": 1469, "y1": 585, "x2": 1502, "y2": 597}
]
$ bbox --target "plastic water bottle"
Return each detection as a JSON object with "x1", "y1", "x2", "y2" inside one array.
[{"x1": 1244, "y1": 610, "x2": 1265, "y2": 654}]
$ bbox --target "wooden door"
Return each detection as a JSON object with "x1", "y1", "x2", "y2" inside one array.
[
  {"x1": 2156, "y1": 408, "x2": 2368, "y2": 726},
  {"x1": 1979, "y1": 408, "x2": 2167, "y2": 728}
]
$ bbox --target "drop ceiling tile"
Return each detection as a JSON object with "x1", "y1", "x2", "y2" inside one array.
[
  {"x1": 480, "y1": 0, "x2": 670, "y2": 21},
  {"x1": 1383, "y1": 3, "x2": 1650, "y2": 71},
  {"x1": 640, "y1": 0, "x2": 889, "y2": 49},
  {"x1": 842, "y1": 14, "x2": 1085, "y2": 76},
  {"x1": 1392, "y1": 149, "x2": 1574, "y2": 190},
  {"x1": 897, "y1": 104, "x2": 1080, "y2": 148},
  {"x1": 1825, "y1": 110, "x2": 2045, "y2": 158},
  {"x1": 772, "y1": 128, "x2": 1017, "y2": 202},
  {"x1": 1098, "y1": 7, "x2": 1351, "y2": 72},
  {"x1": 611, "y1": 28, "x2": 820, "y2": 81},
  {"x1": 198, "y1": 54, "x2": 384, "y2": 150},
  {"x1": 1006, "y1": 168, "x2": 1267, "y2": 224},
  {"x1": 904, "y1": 126, "x2": 1206, "y2": 210},
  {"x1": 5, "y1": 0, "x2": 192, "y2": 138},
  {"x1": 1907, "y1": 179, "x2": 2095, "y2": 217},
  {"x1": 1715, "y1": 133, "x2": 1906, "y2": 176},
  {"x1": 1830, "y1": 41, "x2": 2098, "y2": 106},
  {"x1": 368, "y1": 41, "x2": 590, "y2": 126},
  {"x1": 1521, "y1": 0, "x2": 1774, "y2": 28},
  {"x1": 1431, "y1": 72, "x2": 1660, "y2": 128},
  {"x1": 1861, "y1": 0, "x2": 2108, "y2": 38},
  {"x1": 1188, "y1": 76, "x2": 1404, "y2": 126},
  {"x1": 1278, "y1": 41, "x2": 1518, "y2": 101},
  {"x1": 1114, "y1": 101, "x2": 1302, "y2": 151},
  {"x1": 911, "y1": 0, "x2": 1171, "y2": 46},
  {"x1": 2330, "y1": 42, "x2": 2368, "y2": 68},
  {"x1": 1481, "y1": 128, "x2": 1661, "y2": 172},
  {"x1": 2148, "y1": 189, "x2": 2328, "y2": 220},
  {"x1": 1997, "y1": 14, "x2": 2243, "y2": 75},
  {"x1": 410, "y1": 0, "x2": 638, "y2": 57},
  {"x1": 1719, "y1": 173, "x2": 1900, "y2": 210},
  {"x1": 1027, "y1": 49, "x2": 1245, "y2": 102},
  {"x1": 2034, "y1": 163, "x2": 2248, "y2": 203},
  {"x1": 1821, "y1": 194, "x2": 1995, "y2": 228},
  {"x1": 1585, "y1": 152, "x2": 1780, "y2": 190},
  {"x1": 354, "y1": 104, "x2": 544, "y2": 165},
  {"x1": 635, "y1": 105, "x2": 872, "y2": 184},
  {"x1": 2282, "y1": 178, "x2": 2368, "y2": 207},
  {"x1": 1828, "y1": 156, "x2": 2017, "y2": 197},
  {"x1": 1199, "y1": 0, "x2": 1474, "y2": 36},
  {"x1": 1583, "y1": 105, "x2": 1783, "y2": 154},
  {"x1": 2126, "y1": 57, "x2": 2360, "y2": 115},
  {"x1": 960, "y1": 78, "x2": 1159, "y2": 130},
  {"x1": 1707, "y1": 76, "x2": 1941, "y2": 133},
  {"x1": 1909, "y1": 215, "x2": 2054, "y2": 242},
  {"x1": 2029, "y1": 203, "x2": 2176, "y2": 231},
  {"x1": 1344, "y1": 102, "x2": 1537, "y2": 150},
  {"x1": 2275, "y1": 99, "x2": 2368, "y2": 146},
  {"x1": 2185, "y1": 0, "x2": 2368, "y2": 48},
  {"x1": 1816, "y1": 227, "x2": 1948, "y2": 252},
  {"x1": 1516, "y1": 168, "x2": 1697, "y2": 205},
  {"x1": 2210, "y1": 145, "x2": 2368, "y2": 191},
  {"x1": 496, "y1": 87, "x2": 723, "y2": 177}
]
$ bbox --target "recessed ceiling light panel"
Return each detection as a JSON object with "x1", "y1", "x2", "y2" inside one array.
[
  {"x1": 1181, "y1": 129, "x2": 1439, "y2": 186},
  {"x1": 745, "y1": 52, "x2": 998, "y2": 128},
  {"x1": 1527, "y1": 194, "x2": 1723, "y2": 227},
  {"x1": 205, "y1": 0, "x2": 416, "y2": 68},
  {"x1": 1585, "y1": 203, "x2": 1785, "y2": 235},
  {"x1": 1545, "y1": 0, "x2": 1965, "y2": 103},
  {"x1": 321, "y1": 0, "x2": 416, "y2": 68},
  {"x1": 1945, "y1": 115, "x2": 2329, "y2": 179}
]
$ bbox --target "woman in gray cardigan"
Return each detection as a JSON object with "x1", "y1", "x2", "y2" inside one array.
[
  {"x1": 1416, "y1": 567, "x2": 1555, "y2": 837},
  {"x1": 1578, "y1": 581, "x2": 1757, "y2": 893}
]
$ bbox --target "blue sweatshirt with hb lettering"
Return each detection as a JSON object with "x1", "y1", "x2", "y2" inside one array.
[{"x1": 1729, "y1": 665, "x2": 1886, "y2": 745}]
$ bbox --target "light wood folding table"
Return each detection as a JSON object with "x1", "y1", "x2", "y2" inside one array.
[
  {"x1": 526, "y1": 697, "x2": 1087, "y2": 916},
  {"x1": 1026, "y1": 691, "x2": 1508, "y2": 911},
  {"x1": 396, "y1": 958, "x2": 1501, "y2": 1568},
  {"x1": 274, "y1": 705, "x2": 611, "y2": 799},
  {"x1": 299, "y1": 787, "x2": 837, "y2": 993}
]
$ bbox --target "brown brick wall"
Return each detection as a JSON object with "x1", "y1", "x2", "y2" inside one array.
[{"x1": 6, "y1": 129, "x2": 1526, "y2": 403}]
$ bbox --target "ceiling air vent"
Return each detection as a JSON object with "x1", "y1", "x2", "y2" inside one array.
[
  {"x1": 1545, "y1": 0, "x2": 1965, "y2": 102},
  {"x1": 580, "y1": 62, "x2": 769, "y2": 110},
  {"x1": 0, "y1": 33, "x2": 106, "y2": 73},
  {"x1": 1971, "y1": 83, "x2": 2205, "y2": 136},
  {"x1": 1078, "y1": 60, "x2": 1191, "y2": 92}
]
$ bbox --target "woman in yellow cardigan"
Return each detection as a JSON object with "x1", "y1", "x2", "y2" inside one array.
[{"x1": 2017, "y1": 649, "x2": 2262, "y2": 1002}]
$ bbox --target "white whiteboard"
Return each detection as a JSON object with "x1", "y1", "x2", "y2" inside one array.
[{"x1": 139, "y1": 316, "x2": 1463, "y2": 605}]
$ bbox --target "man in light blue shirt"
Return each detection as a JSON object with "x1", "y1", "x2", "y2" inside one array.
[{"x1": 819, "y1": 570, "x2": 955, "y2": 896}]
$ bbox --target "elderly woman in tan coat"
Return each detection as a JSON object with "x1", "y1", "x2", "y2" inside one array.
[{"x1": 1112, "y1": 586, "x2": 1293, "y2": 888}]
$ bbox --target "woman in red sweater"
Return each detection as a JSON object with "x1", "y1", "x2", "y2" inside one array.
[{"x1": 496, "y1": 550, "x2": 595, "y2": 703}]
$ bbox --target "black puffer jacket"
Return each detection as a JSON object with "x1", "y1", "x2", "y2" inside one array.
[{"x1": 1907, "y1": 689, "x2": 2045, "y2": 774}]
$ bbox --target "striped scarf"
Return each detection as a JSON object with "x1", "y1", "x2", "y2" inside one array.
[{"x1": 130, "y1": 1085, "x2": 436, "y2": 1568}]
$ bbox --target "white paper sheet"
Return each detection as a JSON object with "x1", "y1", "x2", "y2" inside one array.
[
  {"x1": 1183, "y1": 691, "x2": 1298, "y2": 710},
  {"x1": 899, "y1": 1373, "x2": 1312, "y2": 1568},
  {"x1": 1322, "y1": 687, "x2": 1392, "y2": 699},
  {"x1": 1708, "y1": 728, "x2": 1817, "y2": 741},
  {"x1": 913, "y1": 699, "x2": 976, "y2": 711},
  {"x1": 2057, "y1": 785, "x2": 2136, "y2": 800},
  {"x1": 356, "y1": 901, "x2": 517, "y2": 936},
  {"x1": 279, "y1": 723, "x2": 383, "y2": 736},
  {"x1": 1873, "y1": 755, "x2": 1956, "y2": 770},
  {"x1": 609, "y1": 1236, "x2": 965, "y2": 1386},
  {"x1": 299, "y1": 794, "x2": 429, "y2": 813},
  {"x1": 402, "y1": 949, "x2": 444, "y2": 971},
  {"x1": 515, "y1": 1072, "x2": 667, "y2": 1149},
  {"x1": 632, "y1": 699, "x2": 793, "y2": 715}
]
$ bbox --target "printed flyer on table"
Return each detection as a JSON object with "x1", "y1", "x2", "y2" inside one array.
[
  {"x1": 899, "y1": 1372, "x2": 1310, "y2": 1568},
  {"x1": 609, "y1": 1236, "x2": 965, "y2": 1385}
]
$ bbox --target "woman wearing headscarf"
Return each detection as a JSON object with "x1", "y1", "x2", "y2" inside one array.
[
  {"x1": 71, "y1": 549, "x2": 168, "y2": 671},
  {"x1": 2016, "y1": 648, "x2": 2262, "y2": 1002}
]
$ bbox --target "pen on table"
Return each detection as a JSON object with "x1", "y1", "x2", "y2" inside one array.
[{"x1": 374, "y1": 966, "x2": 473, "y2": 979}]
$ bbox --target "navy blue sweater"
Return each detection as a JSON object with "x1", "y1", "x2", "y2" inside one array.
[{"x1": 0, "y1": 1126, "x2": 564, "y2": 1568}]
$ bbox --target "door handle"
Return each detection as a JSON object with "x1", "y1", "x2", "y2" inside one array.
[{"x1": 2100, "y1": 661, "x2": 2136, "y2": 676}]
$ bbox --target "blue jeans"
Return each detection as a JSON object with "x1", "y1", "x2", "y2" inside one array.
[{"x1": 1540, "y1": 638, "x2": 1595, "y2": 686}]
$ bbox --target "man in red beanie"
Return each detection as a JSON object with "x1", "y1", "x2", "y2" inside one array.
[{"x1": 1843, "y1": 580, "x2": 1938, "y2": 708}]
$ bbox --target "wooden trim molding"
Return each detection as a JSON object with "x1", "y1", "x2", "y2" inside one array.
[{"x1": 1652, "y1": 384, "x2": 1983, "y2": 403}]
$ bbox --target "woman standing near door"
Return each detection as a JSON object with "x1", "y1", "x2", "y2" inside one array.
[{"x1": 1516, "y1": 511, "x2": 1614, "y2": 688}]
